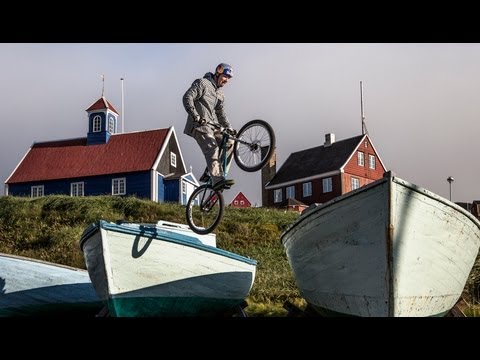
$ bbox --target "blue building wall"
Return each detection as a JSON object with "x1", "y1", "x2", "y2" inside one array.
[
  {"x1": 157, "y1": 174, "x2": 165, "y2": 202},
  {"x1": 8, "y1": 171, "x2": 151, "y2": 199},
  {"x1": 164, "y1": 179, "x2": 179, "y2": 203}
]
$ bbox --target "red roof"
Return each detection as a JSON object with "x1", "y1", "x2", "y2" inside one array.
[
  {"x1": 86, "y1": 97, "x2": 119, "y2": 115},
  {"x1": 7, "y1": 129, "x2": 169, "y2": 184}
]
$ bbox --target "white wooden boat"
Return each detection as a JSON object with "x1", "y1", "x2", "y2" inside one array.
[
  {"x1": 281, "y1": 171, "x2": 480, "y2": 317},
  {"x1": 0, "y1": 253, "x2": 102, "y2": 316},
  {"x1": 80, "y1": 220, "x2": 256, "y2": 317}
]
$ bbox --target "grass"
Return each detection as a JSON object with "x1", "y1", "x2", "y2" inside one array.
[
  {"x1": 0, "y1": 195, "x2": 303, "y2": 316},
  {"x1": 1, "y1": 195, "x2": 479, "y2": 316}
]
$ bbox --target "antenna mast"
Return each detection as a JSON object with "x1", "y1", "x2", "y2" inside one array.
[{"x1": 360, "y1": 81, "x2": 368, "y2": 135}]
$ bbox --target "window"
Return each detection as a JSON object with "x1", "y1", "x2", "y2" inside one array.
[
  {"x1": 369, "y1": 154, "x2": 376, "y2": 169},
  {"x1": 303, "y1": 182, "x2": 312, "y2": 197},
  {"x1": 322, "y1": 177, "x2": 332, "y2": 193},
  {"x1": 93, "y1": 115, "x2": 101, "y2": 132},
  {"x1": 181, "y1": 181, "x2": 186, "y2": 194},
  {"x1": 170, "y1": 152, "x2": 177, "y2": 168},
  {"x1": 71, "y1": 182, "x2": 84, "y2": 196},
  {"x1": 234, "y1": 200, "x2": 238, "y2": 205},
  {"x1": 31, "y1": 185, "x2": 44, "y2": 198},
  {"x1": 351, "y1": 177, "x2": 360, "y2": 190},
  {"x1": 357, "y1": 151, "x2": 364, "y2": 166},
  {"x1": 274, "y1": 189, "x2": 282, "y2": 203},
  {"x1": 112, "y1": 178, "x2": 126, "y2": 195},
  {"x1": 240, "y1": 200, "x2": 244, "y2": 205},
  {"x1": 364, "y1": 141, "x2": 368, "y2": 148},
  {"x1": 109, "y1": 117, "x2": 115, "y2": 133},
  {"x1": 286, "y1": 185, "x2": 295, "y2": 199}
]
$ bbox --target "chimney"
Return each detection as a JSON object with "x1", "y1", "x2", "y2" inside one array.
[{"x1": 324, "y1": 133, "x2": 335, "y2": 147}]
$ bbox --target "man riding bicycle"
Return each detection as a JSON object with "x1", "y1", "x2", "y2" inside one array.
[{"x1": 183, "y1": 63, "x2": 236, "y2": 191}]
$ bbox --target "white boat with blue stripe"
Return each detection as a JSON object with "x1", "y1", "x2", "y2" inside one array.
[{"x1": 80, "y1": 220, "x2": 256, "y2": 317}]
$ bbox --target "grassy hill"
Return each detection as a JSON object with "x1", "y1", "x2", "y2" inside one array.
[
  {"x1": 1, "y1": 195, "x2": 479, "y2": 316},
  {"x1": 0, "y1": 195, "x2": 303, "y2": 316}
]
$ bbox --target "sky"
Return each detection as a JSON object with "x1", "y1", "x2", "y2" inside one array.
[{"x1": 1, "y1": 43, "x2": 479, "y2": 206}]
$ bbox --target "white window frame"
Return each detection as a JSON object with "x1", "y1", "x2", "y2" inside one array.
[
  {"x1": 112, "y1": 178, "x2": 126, "y2": 195},
  {"x1": 351, "y1": 177, "x2": 360, "y2": 190},
  {"x1": 322, "y1": 177, "x2": 332, "y2": 193},
  {"x1": 274, "y1": 189, "x2": 282, "y2": 203},
  {"x1": 31, "y1": 185, "x2": 44, "y2": 198},
  {"x1": 71, "y1": 182, "x2": 84, "y2": 196},
  {"x1": 302, "y1": 182, "x2": 312, "y2": 197},
  {"x1": 93, "y1": 115, "x2": 101, "y2": 132},
  {"x1": 369, "y1": 154, "x2": 376, "y2": 169},
  {"x1": 286, "y1": 185, "x2": 295, "y2": 199},
  {"x1": 357, "y1": 151, "x2": 365, "y2": 166},
  {"x1": 170, "y1": 152, "x2": 177, "y2": 168},
  {"x1": 181, "y1": 181, "x2": 186, "y2": 194},
  {"x1": 234, "y1": 200, "x2": 238, "y2": 205},
  {"x1": 109, "y1": 117, "x2": 115, "y2": 133},
  {"x1": 240, "y1": 200, "x2": 244, "y2": 205}
]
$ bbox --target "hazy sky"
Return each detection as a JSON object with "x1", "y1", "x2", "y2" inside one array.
[{"x1": 1, "y1": 43, "x2": 479, "y2": 205}]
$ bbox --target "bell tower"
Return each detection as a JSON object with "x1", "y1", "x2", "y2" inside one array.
[{"x1": 85, "y1": 96, "x2": 120, "y2": 145}]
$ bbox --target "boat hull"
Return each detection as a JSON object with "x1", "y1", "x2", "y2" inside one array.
[
  {"x1": 80, "y1": 221, "x2": 256, "y2": 317},
  {"x1": 0, "y1": 253, "x2": 102, "y2": 316},
  {"x1": 281, "y1": 173, "x2": 480, "y2": 317}
]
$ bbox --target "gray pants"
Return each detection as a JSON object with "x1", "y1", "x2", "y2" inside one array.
[{"x1": 193, "y1": 129, "x2": 234, "y2": 179}]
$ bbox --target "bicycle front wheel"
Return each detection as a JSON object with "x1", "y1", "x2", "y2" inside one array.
[
  {"x1": 234, "y1": 119, "x2": 276, "y2": 172},
  {"x1": 186, "y1": 184, "x2": 224, "y2": 235}
]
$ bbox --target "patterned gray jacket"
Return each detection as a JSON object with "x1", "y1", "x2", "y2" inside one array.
[{"x1": 183, "y1": 72, "x2": 231, "y2": 137}]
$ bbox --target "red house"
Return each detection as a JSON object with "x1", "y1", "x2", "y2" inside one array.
[
  {"x1": 263, "y1": 132, "x2": 387, "y2": 208},
  {"x1": 230, "y1": 192, "x2": 251, "y2": 208}
]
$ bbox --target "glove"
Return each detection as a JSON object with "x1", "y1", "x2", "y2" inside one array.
[
  {"x1": 194, "y1": 116, "x2": 207, "y2": 126},
  {"x1": 226, "y1": 128, "x2": 237, "y2": 136}
]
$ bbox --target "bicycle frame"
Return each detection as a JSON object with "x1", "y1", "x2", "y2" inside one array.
[
  {"x1": 186, "y1": 118, "x2": 275, "y2": 235},
  {"x1": 220, "y1": 132, "x2": 231, "y2": 181}
]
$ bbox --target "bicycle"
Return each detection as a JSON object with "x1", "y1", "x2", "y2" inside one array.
[{"x1": 186, "y1": 119, "x2": 276, "y2": 235}]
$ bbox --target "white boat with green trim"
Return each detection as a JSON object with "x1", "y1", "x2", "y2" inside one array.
[
  {"x1": 281, "y1": 171, "x2": 480, "y2": 317},
  {"x1": 0, "y1": 253, "x2": 102, "y2": 316},
  {"x1": 80, "y1": 220, "x2": 256, "y2": 317}
]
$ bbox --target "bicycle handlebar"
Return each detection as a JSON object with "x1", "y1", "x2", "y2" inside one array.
[{"x1": 195, "y1": 120, "x2": 237, "y2": 136}]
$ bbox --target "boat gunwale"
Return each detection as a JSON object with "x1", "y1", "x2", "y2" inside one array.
[
  {"x1": 0, "y1": 252, "x2": 89, "y2": 273},
  {"x1": 281, "y1": 171, "x2": 480, "y2": 241},
  {"x1": 80, "y1": 220, "x2": 257, "y2": 267}
]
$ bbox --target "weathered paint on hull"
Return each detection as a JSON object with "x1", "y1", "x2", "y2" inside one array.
[
  {"x1": 80, "y1": 221, "x2": 256, "y2": 317},
  {"x1": 309, "y1": 304, "x2": 450, "y2": 318},
  {"x1": 281, "y1": 172, "x2": 480, "y2": 317}
]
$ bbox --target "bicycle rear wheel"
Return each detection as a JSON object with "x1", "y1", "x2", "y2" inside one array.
[
  {"x1": 234, "y1": 119, "x2": 276, "y2": 172},
  {"x1": 186, "y1": 184, "x2": 224, "y2": 235}
]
